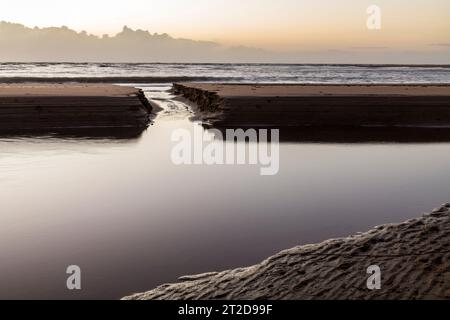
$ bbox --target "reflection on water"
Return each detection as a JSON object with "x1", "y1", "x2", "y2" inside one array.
[
  {"x1": 207, "y1": 125, "x2": 450, "y2": 143},
  {"x1": 1, "y1": 84, "x2": 450, "y2": 299},
  {"x1": 0, "y1": 127, "x2": 148, "y2": 141}
]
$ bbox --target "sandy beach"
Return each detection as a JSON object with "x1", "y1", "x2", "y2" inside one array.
[
  {"x1": 0, "y1": 84, "x2": 151, "y2": 131},
  {"x1": 124, "y1": 203, "x2": 450, "y2": 300},
  {"x1": 174, "y1": 83, "x2": 450, "y2": 127}
]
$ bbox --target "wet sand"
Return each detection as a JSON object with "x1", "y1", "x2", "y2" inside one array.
[
  {"x1": 0, "y1": 84, "x2": 152, "y2": 131},
  {"x1": 173, "y1": 83, "x2": 450, "y2": 127},
  {"x1": 124, "y1": 204, "x2": 450, "y2": 300}
]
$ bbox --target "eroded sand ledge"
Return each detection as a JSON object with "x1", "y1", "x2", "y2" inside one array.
[
  {"x1": 173, "y1": 83, "x2": 450, "y2": 127},
  {"x1": 0, "y1": 84, "x2": 152, "y2": 131},
  {"x1": 124, "y1": 204, "x2": 450, "y2": 300}
]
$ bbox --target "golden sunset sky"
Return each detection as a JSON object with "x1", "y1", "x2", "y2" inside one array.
[{"x1": 1, "y1": 0, "x2": 449, "y2": 51}]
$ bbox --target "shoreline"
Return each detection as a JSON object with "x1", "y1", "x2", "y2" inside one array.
[
  {"x1": 173, "y1": 83, "x2": 450, "y2": 127},
  {"x1": 0, "y1": 83, "x2": 152, "y2": 131},
  {"x1": 123, "y1": 203, "x2": 450, "y2": 300}
]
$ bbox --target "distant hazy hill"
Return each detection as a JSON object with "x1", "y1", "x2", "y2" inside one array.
[
  {"x1": 0, "y1": 21, "x2": 270, "y2": 62},
  {"x1": 0, "y1": 21, "x2": 449, "y2": 63}
]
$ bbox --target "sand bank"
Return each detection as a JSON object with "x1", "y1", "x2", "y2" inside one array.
[
  {"x1": 0, "y1": 84, "x2": 151, "y2": 131},
  {"x1": 124, "y1": 204, "x2": 450, "y2": 300},
  {"x1": 173, "y1": 83, "x2": 450, "y2": 127}
]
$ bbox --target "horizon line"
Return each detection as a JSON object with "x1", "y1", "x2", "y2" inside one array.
[{"x1": 0, "y1": 62, "x2": 450, "y2": 67}]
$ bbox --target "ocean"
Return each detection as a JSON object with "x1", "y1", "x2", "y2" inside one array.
[{"x1": 1, "y1": 62, "x2": 450, "y2": 83}]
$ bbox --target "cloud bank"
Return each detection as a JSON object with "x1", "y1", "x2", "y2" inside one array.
[{"x1": 0, "y1": 21, "x2": 449, "y2": 64}]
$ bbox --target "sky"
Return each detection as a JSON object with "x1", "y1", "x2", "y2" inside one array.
[{"x1": 1, "y1": 0, "x2": 449, "y2": 51}]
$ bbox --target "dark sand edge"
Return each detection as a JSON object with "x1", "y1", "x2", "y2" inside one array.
[
  {"x1": 0, "y1": 84, "x2": 152, "y2": 131},
  {"x1": 123, "y1": 204, "x2": 450, "y2": 300},
  {"x1": 173, "y1": 83, "x2": 450, "y2": 127}
]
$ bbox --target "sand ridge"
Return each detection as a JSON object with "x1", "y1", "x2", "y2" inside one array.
[
  {"x1": 0, "y1": 83, "x2": 152, "y2": 130},
  {"x1": 177, "y1": 83, "x2": 450, "y2": 97},
  {"x1": 173, "y1": 83, "x2": 450, "y2": 127},
  {"x1": 124, "y1": 204, "x2": 450, "y2": 300},
  {"x1": 0, "y1": 83, "x2": 140, "y2": 97}
]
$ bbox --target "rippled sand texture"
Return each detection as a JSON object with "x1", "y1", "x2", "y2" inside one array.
[{"x1": 124, "y1": 204, "x2": 450, "y2": 300}]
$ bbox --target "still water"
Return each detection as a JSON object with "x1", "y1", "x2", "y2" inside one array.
[{"x1": 1, "y1": 84, "x2": 450, "y2": 299}]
